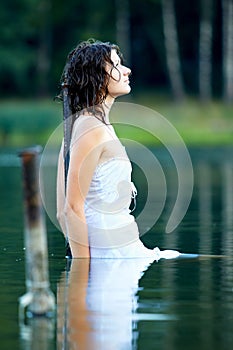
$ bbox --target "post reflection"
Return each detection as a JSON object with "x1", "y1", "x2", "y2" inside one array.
[{"x1": 57, "y1": 258, "x2": 153, "y2": 350}]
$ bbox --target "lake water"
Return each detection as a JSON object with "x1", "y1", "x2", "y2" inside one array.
[{"x1": 0, "y1": 146, "x2": 233, "y2": 350}]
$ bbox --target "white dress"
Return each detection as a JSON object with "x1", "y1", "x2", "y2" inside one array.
[
  {"x1": 84, "y1": 150, "x2": 156, "y2": 259},
  {"x1": 71, "y1": 116, "x2": 181, "y2": 260}
]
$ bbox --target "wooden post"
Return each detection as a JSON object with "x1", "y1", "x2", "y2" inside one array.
[
  {"x1": 18, "y1": 146, "x2": 55, "y2": 318},
  {"x1": 19, "y1": 317, "x2": 55, "y2": 350}
]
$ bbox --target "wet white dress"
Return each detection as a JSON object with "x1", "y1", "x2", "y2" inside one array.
[
  {"x1": 84, "y1": 150, "x2": 156, "y2": 259},
  {"x1": 71, "y1": 116, "x2": 181, "y2": 260}
]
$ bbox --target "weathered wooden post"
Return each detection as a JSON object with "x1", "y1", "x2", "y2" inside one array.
[
  {"x1": 19, "y1": 317, "x2": 55, "y2": 350},
  {"x1": 18, "y1": 146, "x2": 55, "y2": 318}
]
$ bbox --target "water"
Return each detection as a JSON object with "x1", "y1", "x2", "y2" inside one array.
[{"x1": 0, "y1": 146, "x2": 233, "y2": 350}]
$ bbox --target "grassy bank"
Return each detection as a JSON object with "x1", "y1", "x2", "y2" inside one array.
[
  {"x1": 0, "y1": 99, "x2": 62, "y2": 147},
  {"x1": 0, "y1": 96, "x2": 232, "y2": 147},
  {"x1": 134, "y1": 93, "x2": 233, "y2": 145}
]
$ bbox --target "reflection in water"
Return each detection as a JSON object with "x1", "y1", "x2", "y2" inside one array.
[
  {"x1": 197, "y1": 161, "x2": 214, "y2": 348},
  {"x1": 0, "y1": 148, "x2": 233, "y2": 350},
  {"x1": 221, "y1": 162, "x2": 233, "y2": 349},
  {"x1": 222, "y1": 162, "x2": 233, "y2": 255},
  {"x1": 57, "y1": 258, "x2": 154, "y2": 350},
  {"x1": 54, "y1": 155, "x2": 233, "y2": 350},
  {"x1": 197, "y1": 162, "x2": 212, "y2": 252},
  {"x1": 56, "y1": 255, "x2": 233, "y2": 350},
  {"x1": 19, "y1": 318, "x2": 54, "y2": 350}
]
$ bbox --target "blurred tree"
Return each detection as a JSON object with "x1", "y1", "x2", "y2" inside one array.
[
  {"x1": 36, "y1": 0, "x2": 52, "y2": 97},
  {"x1": 222, "y1": 0, "x2": 233, "y2": 103},
  {"x1": 0, "y1": 0, "x2": 227, "y2": 100},
  {"x1": 161, "y1": 0, "x2": 185, "y2": 100},
  {"x1": 50, "y1": 0, "x2": 115, "y2": 92},
  {"x1": 0, "y1": 0, "x2": 38, "y2": 96},
  {"x1": 199, "y1": 0, "x2": 213, "y2": 101},
  {"x1": 115, "y1": 0, "x2": 131, "y2": 64}
]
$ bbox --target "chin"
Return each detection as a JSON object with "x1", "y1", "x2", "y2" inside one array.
[
  {"x1": 122, "y1": 86, "x2": 131, "y2": 95},
  {"x1": 112, "y1": 86, "x2": 131, "y2": 98}
]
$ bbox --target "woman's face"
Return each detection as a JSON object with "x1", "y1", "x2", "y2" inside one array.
[{"x1": 106, "y1": 49, "x2": 131, "y2": 98}]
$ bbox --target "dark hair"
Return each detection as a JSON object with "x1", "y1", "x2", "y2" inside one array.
[{"x1": 59, "y1": 39, "x2": 123, "y2": 121}]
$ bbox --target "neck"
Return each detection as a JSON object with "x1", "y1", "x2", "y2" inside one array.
[
  {"x1": 81, "y1": 95, "x2": 115, "y2": 124},
  {"x1": 102, "y1": 94, "x2": 115, "y2": 123}
]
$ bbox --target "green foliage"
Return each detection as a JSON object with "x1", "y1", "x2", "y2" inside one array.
[
  {"x1": 0, "y1": 96, "x2": 232, "y2": 147},
  {"x1": 0, "y1": 0, "x2": 39, "y2": 95},
  {"x1": 133, "y1": 92, "x2": 233, "y2": 145},
  {"x1": 0, "y1": 0, "x2": 228, "y2": 98}
]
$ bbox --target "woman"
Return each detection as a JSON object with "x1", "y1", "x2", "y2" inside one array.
[{"x1": 56, "y1": 39, "x2": 158, "y2": 259}]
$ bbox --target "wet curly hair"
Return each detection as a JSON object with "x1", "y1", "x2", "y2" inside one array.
[{"x1": 59, "y1": 39, "x2": 123, "y2": 121}]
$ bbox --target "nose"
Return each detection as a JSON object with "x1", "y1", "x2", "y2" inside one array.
[{"x1": 124, "y1": 66, "x2": 131, "y2": 76}]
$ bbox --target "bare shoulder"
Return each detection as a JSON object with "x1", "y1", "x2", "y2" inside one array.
[
  {"x1": 71, "y1": 115, "x2": 108, "y2": 146},
  {"x1": 68, "y1": 116, "x2": 107, "y2": 177}
]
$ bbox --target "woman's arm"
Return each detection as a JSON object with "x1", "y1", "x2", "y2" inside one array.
[
  {"x1": 64, "y1": 122, "x2": 105, "y2": 258},
  {"x1": 56, "y1": 142, "x2": 67, "y2": 237}
]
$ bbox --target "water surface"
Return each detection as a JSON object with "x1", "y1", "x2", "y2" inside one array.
[{"x1": 0, "y1": 146, "x2": 232, "y2": 349}]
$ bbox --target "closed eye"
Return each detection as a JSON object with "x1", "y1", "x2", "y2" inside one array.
[{"x1": 114, "y1": 60, "x2": 121, "y2": 68}]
